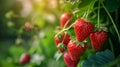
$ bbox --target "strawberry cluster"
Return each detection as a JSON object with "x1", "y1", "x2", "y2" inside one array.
[{"x1": 54, "y1": 12, "x2": 108, "y2": 67}]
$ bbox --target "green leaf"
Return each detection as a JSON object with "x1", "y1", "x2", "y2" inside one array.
[
  {"x1": 57, "y1": 43, "x2": 66, "y2": 50},
  {"x1": 82, "y1": 49, "x2": 115, "y2": 67},
  {"x1": 54, "y1": 51, "x2": 63, "y2": 61},
  {"x1": 57, "y1": 34, "x2": 62, "y2": 39},
  {"x1": 79, "y1": 42, "x2": 85, "y2": 47}
]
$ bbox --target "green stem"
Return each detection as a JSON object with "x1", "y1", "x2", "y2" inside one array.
[
  {"x1": 85, "y1": 7, "x2": 103, "y2": 17},
  {"x1": 55, "y1": 22, "x2": 75, "y2": 37},
  {"x1": 82, "y1": 12, "x2": 87, "y2": 18},
  {"x1": 101, "y1": 2, "x2": 120, "y2": 42},
  {"x1": 85, "y1": 1, "x2": 92, "y2": 19},
  {"x1": 97, "y1": 0, "x2": 100, "y2": 29},
  {"x1": 86, "y1": 0, "x2": 96, "y2": 19},
  {"x1": 63, "y1": 18, "x2": 71, "y2": 29}
]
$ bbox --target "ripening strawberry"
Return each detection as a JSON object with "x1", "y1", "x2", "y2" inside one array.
[
  {"x1": 60, "y1": 12, "x2": 71, "y2": 28},
  {"x1": 64, "y1": 52, "x2": 79, "y2": 67},
  {"x1": 67, "y1": 40, "x2": 86, "y2": 61},
  {"x1": 90, "y1": 30, "x2": 108, "y2": 51},
  {"x1": 54, "y1": 33, "x2": 70, "y2": 52},
  {"x1": 74, "y1": 18, "x2": 94, "y2": 42},
  {"x1": 24, "y1": 22, "x2": 32, "y2": 31},
  {"x1": 20, "y1": 53, "x2": 30, "y2": 64}
]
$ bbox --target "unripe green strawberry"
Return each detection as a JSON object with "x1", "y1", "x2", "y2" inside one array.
[
  {"x1": 74, "y1": 18, "x2": 94, "y2": 42},
  {"x1": 90, "y1": 30, "x2": 108, "y2": 51}
]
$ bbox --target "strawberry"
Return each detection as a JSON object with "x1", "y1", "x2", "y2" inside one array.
[
  {"x1": 74, "y1": 18, "x2": 94, "y2": 42},
  {"x1": 60, "y1": 12, "x2": 71, "y2": 28},
  {"x1": 24, "y1": 22, "x2": 32, "y2": 31},
  {"x1": 90, "y1": 30, "x2": 108, "y2": 51},
  {"x1": 67, "y1": 40, "x2": 86, "y2": 61},
  {"x1": 54, "y1": 33, "x2": 70, "y2": 52},
  {"x1": 20, "y1": 53, "x2": 30, "y2": 64},
  {"x1": 64, "y1": 52, "x2": 79, "y2": 67}
]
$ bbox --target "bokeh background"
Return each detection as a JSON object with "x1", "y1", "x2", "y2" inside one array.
[
  {"x1": 0, "y1": 0, "x2": 120, "y2": 67},
  {"x1": 0, "y1": 0, "x2": 66, "y2": 67}
]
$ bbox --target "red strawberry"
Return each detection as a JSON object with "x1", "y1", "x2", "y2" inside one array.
[
  {"x1": 90, "y1": 30, "x2": 108, "y2": 51},
  {"x1": 20, "y1": 53, "x2": 30, "y2": 64},
  {"x1": 74, "y1": 18, "x2": 94, "y2": 42},
  {"x1": 60, "y1": 12, "x2": 71, "y2": 28},
  {"x1": 64, "y1": 52, "x2": 79, "y2": 67},
  {"x1": 67, "y1": 40, "x2": 86, "y2": 61},
  {"x1": 54, "y1": 33, "x2": 70, "y2": 52}
]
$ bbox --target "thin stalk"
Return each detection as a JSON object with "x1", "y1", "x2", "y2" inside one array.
[
  {"x1": 86, "y1": 0, "x2": 96, "y2": 19},
  {"x1": 82, "y1": 12, "x2": 87, "y2": 18},
  {"x1": 63, "y1": 18, "x2": 71, "y2": 29},
  {"x1": 97, "y1": 0, "x2": 100, "y2": 29},
  {"x1": 101, "y1": 2, "x2": 120, "y2": 42},
  {"x1": 55, "y1": 22, "x2": 75, "y2": 37}
]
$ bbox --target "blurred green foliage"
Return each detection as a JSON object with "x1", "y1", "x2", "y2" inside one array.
[{"x1": 0, "y1": 0, "x2": 65, "y2": 67}]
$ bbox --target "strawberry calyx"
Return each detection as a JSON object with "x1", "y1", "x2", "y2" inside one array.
[
  {"x1": 80, "y1": 18, "x2": 90, "y2": 23},
  {"x1": 76, "y1": 41, "x2": 85, "y2": 48},
  {"x1": 95, "y1": 24, "x2": 108, "y2": 32},
  {"x1": 57, "y1": 43, "x2": 66, "y2": 50},
  {"x1": 56, "y1": 34, "x2": 62, "y2": 39},
  {"x1": 72, "y1": 39, "x2": 86, "y2": 48}
]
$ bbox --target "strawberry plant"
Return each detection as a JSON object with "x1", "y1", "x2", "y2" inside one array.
[
  {"x1": 54, "y1": 0, "x2": 120, "y2": 67},
  {"x1": 0, "y1": 0, "x2": 120, "y2": 67}
]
